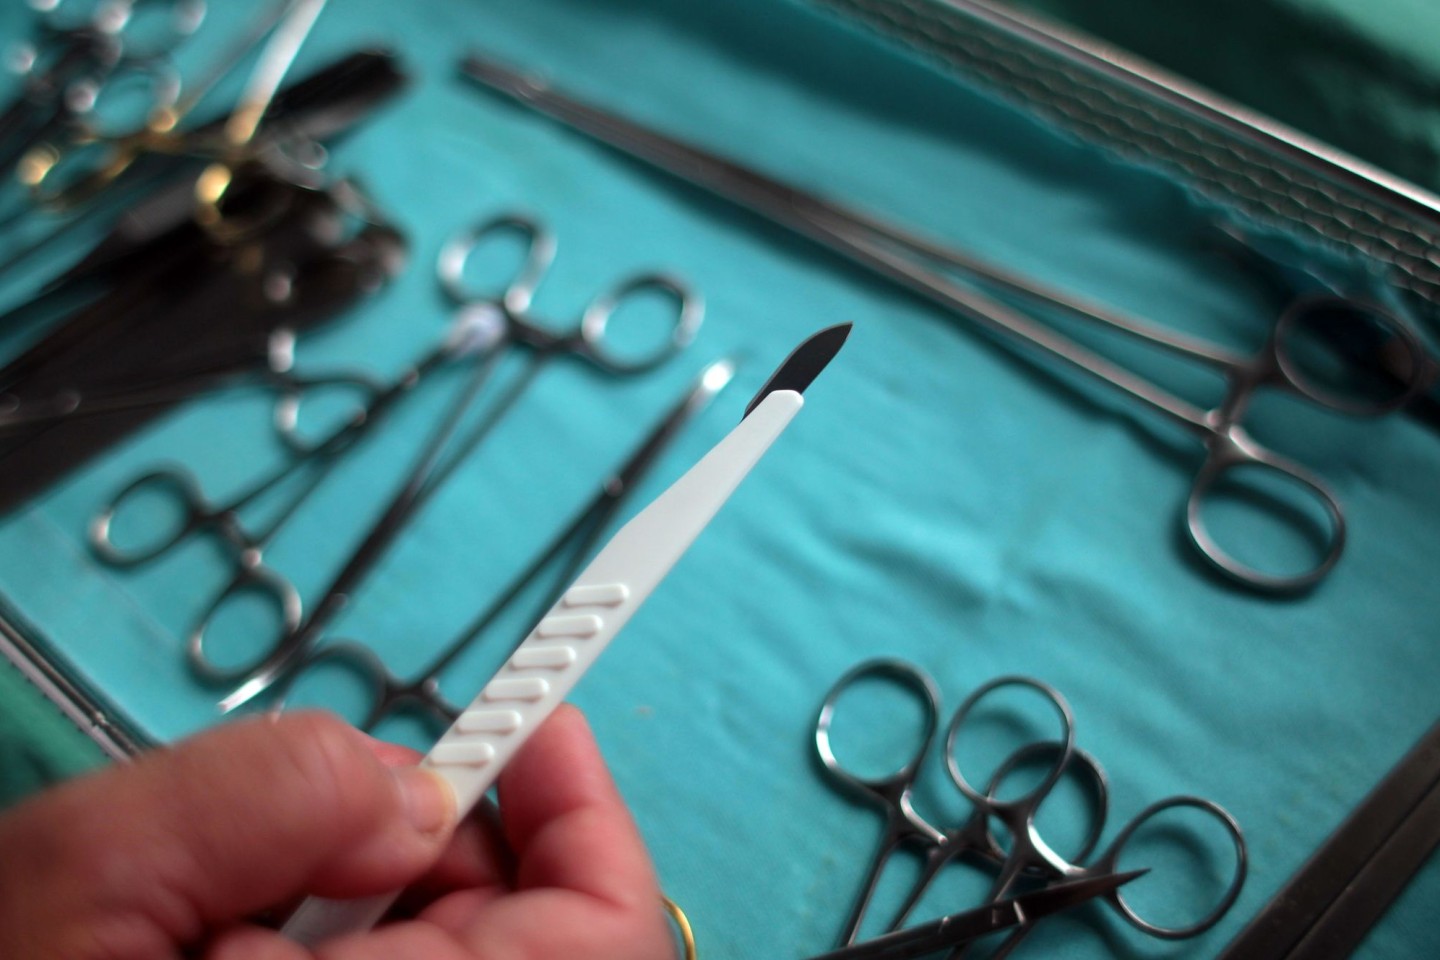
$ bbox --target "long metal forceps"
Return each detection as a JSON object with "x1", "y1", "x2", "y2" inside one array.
[
  {"x1": 218, "y1": 213, "x2": 702, "y2": 711},
  {"x1": 460, "y1": 54, "x2": 1437, "y2": 594}
]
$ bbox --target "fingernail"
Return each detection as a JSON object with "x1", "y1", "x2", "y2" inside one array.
[{"x1": 395, "y1": 767, "x2": 456, "y2": 837}]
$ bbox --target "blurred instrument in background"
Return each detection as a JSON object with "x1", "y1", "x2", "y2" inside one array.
[{"x1": 0, "y1": 1, "x2": 412, "y2": 510}]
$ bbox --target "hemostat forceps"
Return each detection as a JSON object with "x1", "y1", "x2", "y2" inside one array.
[
  {"x1": 461, "y1": 53, "x2": 1437, "y2": 594},
  {"x1": 92, "y1": 212, "x2": 700, "y2": 711}
]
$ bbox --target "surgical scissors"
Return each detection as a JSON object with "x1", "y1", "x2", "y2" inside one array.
[
  {"x1": 273, "y1": 357, "x2": 735, "y2": 734},
  {"x1": 91, "y1": 212, "x2": 700, "y2": 711},
  {"x1": 461, "y1": 53, "x2": 1438, "y2": 594},
  {"x1": 814, "y1": 659, "x2": 1246, "y2": 955}
]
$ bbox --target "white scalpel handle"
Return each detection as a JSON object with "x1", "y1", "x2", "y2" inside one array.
[{"x1": 281, "y1": 390, "x2": 804, "y2": 945}]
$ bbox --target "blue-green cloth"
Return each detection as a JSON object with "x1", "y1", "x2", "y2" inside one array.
[
  {"x1": 0, "y1": 657, "x2": 105, "y2": 809},
  {"x1": 1, "y1": 1, "x2": 1438, "y2": 957}
]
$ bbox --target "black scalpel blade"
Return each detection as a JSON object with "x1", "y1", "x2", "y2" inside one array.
[
  {"x1": 804, "y1": 870, "x2": 1146, "y2": 960},
  {"x1": 743, "y1": 322, "x2": 851, "y2": 419}
]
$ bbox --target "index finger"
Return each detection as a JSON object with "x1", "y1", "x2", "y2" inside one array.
[
  {"x1": 415, "y1": 705, "x2": 672, "y2": 960},
  {"x1": 499, "y1": 704, "x2": 659, "y2": 910}
]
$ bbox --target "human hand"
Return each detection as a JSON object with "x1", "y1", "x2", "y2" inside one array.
[{"x1": 0, "y1": 705, "x2": 674, "y2": 959}]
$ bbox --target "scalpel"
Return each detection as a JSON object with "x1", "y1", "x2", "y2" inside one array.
[{"x1": 280, "y1": 322, "x2": 852, "y2": 944}]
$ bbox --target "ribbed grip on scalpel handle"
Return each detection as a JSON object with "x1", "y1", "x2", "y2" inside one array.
[
  {"x1": 281, "y1": 390, "x2": 806, "y2": 946},
  {"x1": 421, "y1": 581, "x2": 637, "y2": 803},
  {"x1": 281, "y1": 584, "x2": 645, "y2": 944}
]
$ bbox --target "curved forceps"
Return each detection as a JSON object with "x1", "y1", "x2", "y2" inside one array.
[
  {"x1": 814, "y1": 660, "x2": 1080, "y2": 947},
  {"x1": 458, "y1": 56, "x2": 1438, "y2": 593},
  {"x1": 212, "y1": 213, "x2": 701, "y2": 712}
]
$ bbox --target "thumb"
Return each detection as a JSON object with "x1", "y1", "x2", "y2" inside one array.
[{"x1": 0, "y1": 711, "x2": 455, "y2": 960}]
